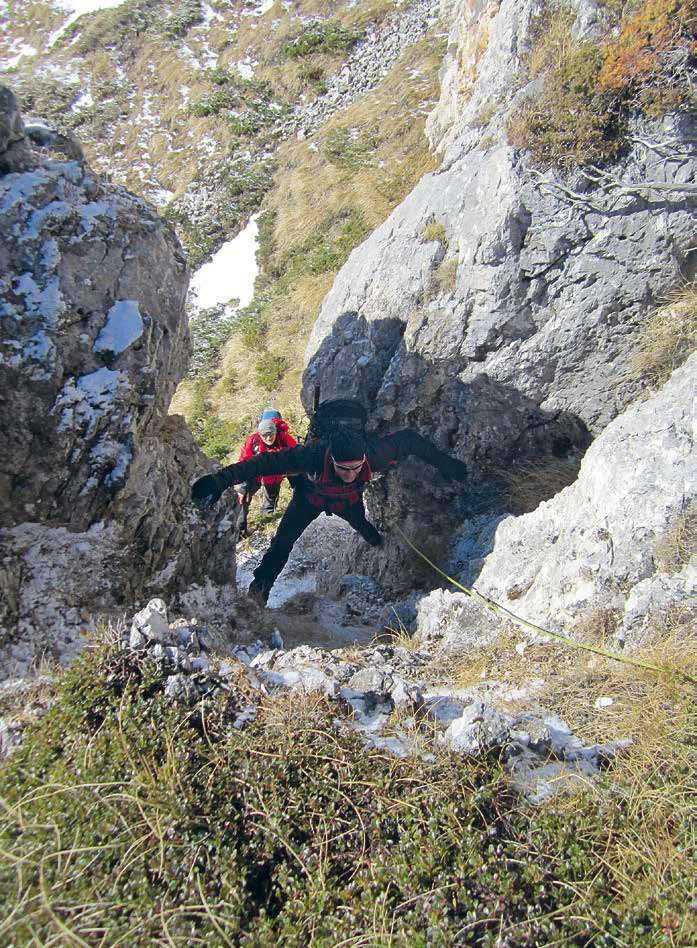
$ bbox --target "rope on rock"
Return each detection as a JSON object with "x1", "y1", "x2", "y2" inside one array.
[{"x1": 395, "y1": 526, "x2": 697, "y2": 685}]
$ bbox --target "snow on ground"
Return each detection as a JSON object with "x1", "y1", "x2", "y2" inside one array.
[
  {"x1": 188, "y1": 215, "x2": 260, "y2": 313},
  {"x1": 3, "y1": 44, "x2": 37, "y2": 68},
  {"x1": 48, "y1": 0, "x2": 127, "y2": 46},
  {"x1": 243, "y1": 0, "x2": 275, "y2": 16},
  {"x1": 236, "y1": 58, "x2": 257, "y2": 79},
  {"x1": 93, "y1": 300, "x2": 143, "y2": 355}
]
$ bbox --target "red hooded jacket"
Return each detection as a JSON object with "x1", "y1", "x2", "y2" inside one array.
[{"x1": 237, "y1": 419, "x2": 297, "y2": 487}]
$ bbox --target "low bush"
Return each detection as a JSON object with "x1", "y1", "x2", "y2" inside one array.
[
  {"x1": 323, "y1": 124, "x2": 380, "y2": 170},
  {"x1": 160, "y1": 0, "x2": 202, "y2": 38},
  {"x1": 255, "y1": 353, "x2": 288, "y2": 392},
  {"x1": 0, "y1": 636, "x2": 694, "y2": 943},
  {"x1": 235, "y1": 297, "x2": 268, "y2": 350},
  {"x1": 297, "y1": 62, "x2": 327, "y2": 93},
  {"x1": 199, "y1": 414, "x2": 243, "y2": 460},
  {"x1": 189, "y1": 305, "x2": 237, "y2": 378},
  {"x1": 280, "y1": 19, "x2": 362, "y2": 60},
  {"x1": 508, "y1": 0, "x2": 696, "y2": 170},
  {"x1": 598, "y1": 0, "x2": 697, "y2": 116},
  {"x1": 507, "y1": 41, "x2": 627, "y2": 170},
  {"x1": 190, "y1": 85, "x2": 241, "y2": 116}
]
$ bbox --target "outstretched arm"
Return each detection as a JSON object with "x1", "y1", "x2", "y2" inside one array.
[
  {"x1": 191, "y1": 443, "x2": 323, "y2": 509},
  {"x1": 368, "y1": 429, "x2": 467, "y2": 481}
]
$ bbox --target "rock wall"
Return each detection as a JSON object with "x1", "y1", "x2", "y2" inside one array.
[
  {"x1": 414, "y1": 355, "x2": 696, "y2": 650},
  {"x1": 301, "y1": 0, "x2": 696, "y2": 596},
  {"x1": 0, "y1": 88, "x2": 237, "y2": 677}
]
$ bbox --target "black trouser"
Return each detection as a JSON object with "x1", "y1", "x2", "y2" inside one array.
[
  {"x1": 252, "y1": 491, "x2": 381, "y2": 593},
  {"x1": 236, "y1": 481, "x2": 281, "y2": 535}
]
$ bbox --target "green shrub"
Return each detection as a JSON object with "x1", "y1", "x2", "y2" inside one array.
[
  {"x1": 189, "y1": 305, "x2": 237, "y2": 378},
  {"x1": 228, "y1": 101, "x2": 287, "y2": 141},
  {"x1": 297, "y1": 62, "x2": 327, "y2": 93},
  {"x1": 199, "y1": 414, "x2": 242, "y2": 460},
  {"x1": 507, "y1": 41, "x2": 627, "y2": 170},
  {"x1": 0, "y1": 639, "x2": 693, "y2": 944},
  {"x1": 187, "y1": 377, "x2": 211, "y2": 433},
  {"x1": 236, "y1": 298, "x2": 268, "y2": 350},
  {"x1": 190, "y1": 86, "x2": 241, "y2": 116},
  {"x1": 161, "y1": 0, "x2": 202, "y2": 37},
  {"x1": 254, "y1": 353, "x2": 288, "y2": 391},
  {"x1": 280, "y1": 19, "x2": 362, "y2": 60},
  {"x1": 323, "y1": 124, "x2": 380, "y2": 170}
]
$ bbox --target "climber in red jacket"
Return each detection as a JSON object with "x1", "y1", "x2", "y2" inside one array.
[{"x1": 235, "y1": 409, "x2": 297, "y2": 537}]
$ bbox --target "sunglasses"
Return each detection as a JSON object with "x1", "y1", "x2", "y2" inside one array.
[{"x1": 331, "y1": 456, "x2": 365, "y2": 472}]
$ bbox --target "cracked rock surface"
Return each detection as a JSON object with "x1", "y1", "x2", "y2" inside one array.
[{"x1": 0, "y1": 89, "x2": 237, "y2": 677}]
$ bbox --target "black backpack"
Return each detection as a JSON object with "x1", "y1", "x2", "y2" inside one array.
[{"x1": 306, "y1": 391, "x2": 368, "y2": 442}]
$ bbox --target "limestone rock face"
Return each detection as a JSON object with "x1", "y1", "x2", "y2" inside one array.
[
  {"x1": 416, "y1": 355, "x2": 697, "y2": 649},
  {"x1": 301, "y1": 0, "x2": 696, "y2": 596},
  {"x1": 0, "y1": 87, "x2": 236, "y2": 676},
  {"x1": 303, "y1": 0, "x2": 695, "y2": 439}
]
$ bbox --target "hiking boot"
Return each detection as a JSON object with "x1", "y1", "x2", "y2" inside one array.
[{"x1": 248, "y1": 578, "x2": 271, "y2": 606}]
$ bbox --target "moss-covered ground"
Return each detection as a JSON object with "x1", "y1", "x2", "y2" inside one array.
[{"x1": 1, "y1": 634, "x2": 694, "y2": 944}]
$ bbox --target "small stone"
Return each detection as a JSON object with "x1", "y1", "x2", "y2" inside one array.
[{"x1": 594, "y1": 696, "x2": 614, "y2": 709}]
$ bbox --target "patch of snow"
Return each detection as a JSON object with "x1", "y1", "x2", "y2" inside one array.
[
  {"x1": 55, "y1": 367, "x2": 125, "y2": 436},
  {"x1": 49, "y1": 0, "x2": 127, "y2": 46},
  {"x1": 80, "y1": 200, "x2": 115, "y2": 234},
  {"x1": 94, "y1": 300, "x2": 144, "y2": 355},
  {"x1": 3, "y1": 44, "x2": 38, "y2": 69},
  {"x1": 236, "y1": 58, "x2": 257, "y2": 79},
  {"x1": 243, "y1": 0, "x2": 275, "y2": 16},
  {"x1": 72, "y1": 90, "x2": 94, "y2": 110},
  {"x1": 148, "y1": 187, "x2": 175, "y2": 207},
  {"x1": 22, "y1": 331, "x2": 57, "y2": 376},
  {"x1": 188, "y1": 214, "x2": 259, "y2": 312},
  {"x1": 594, "y1": 696, "x2": 614, "y2": 709},
  {"x1": 12, "y1": 274, "x2": 63, "y2": 326}
]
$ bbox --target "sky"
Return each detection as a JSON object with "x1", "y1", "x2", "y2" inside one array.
[{"x1": 188, "y1": 215, "x2": 260, "y2": 313}]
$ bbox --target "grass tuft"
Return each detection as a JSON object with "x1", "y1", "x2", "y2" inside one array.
[
  {"x1": 653, "y1": 501, "x2": 697, "y2": 573},
  {"x1": 631, "y1": 283, "x2": 697, "y2": 388},
  {"x1": 497, "y1": 455, "x2": 581, "y2": 515}
]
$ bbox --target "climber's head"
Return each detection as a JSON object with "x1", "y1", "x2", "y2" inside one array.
[{"x1": 329, "y1": 431, "x2": 366, "y2": 483}]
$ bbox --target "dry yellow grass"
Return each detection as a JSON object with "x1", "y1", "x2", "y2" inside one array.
[
  {"x1": 654, "y1": 502, "x2": 697, "y2": 574},
  {"x1": 497, "y1": 455, "x2": 581, "y2": 515},
  {"x1": 266, "y1": 36, "x2": 442, "y2": 263},
  {"x1": 631, "y1": 283, "x2": 697, "y2": 388}
]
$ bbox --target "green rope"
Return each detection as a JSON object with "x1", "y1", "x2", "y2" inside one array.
[{"x1": 395, "y1": 526, "x2": 696, "y2": 684}]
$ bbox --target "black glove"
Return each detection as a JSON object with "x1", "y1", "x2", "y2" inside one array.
[
  {"x1": 191, "y1": 472, "x2": 228, "y2": 510},
  {"x1": 438, "y1": 456, "x2": 467, "y2": 482}
]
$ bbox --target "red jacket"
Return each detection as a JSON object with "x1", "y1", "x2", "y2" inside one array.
[{"x1": 237, "y1": 420, "x2": 297, "y2": 486}]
